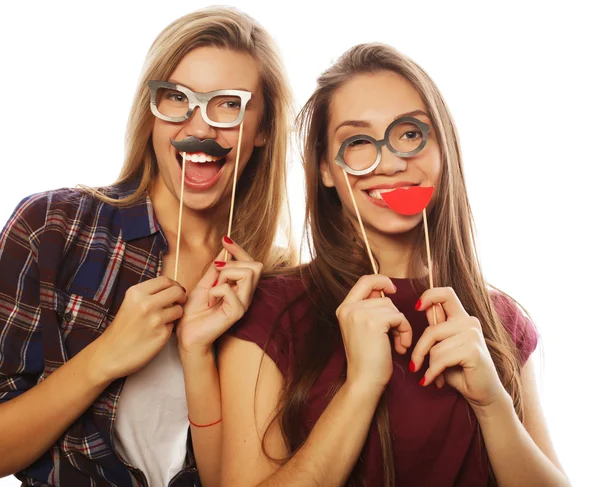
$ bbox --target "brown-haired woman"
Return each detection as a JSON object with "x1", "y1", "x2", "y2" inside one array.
[
  {"x1": 220, "y1": 43, "x2": 570, "y2": 486},
  {"x1": 0, "y1": 7, "x2": 295, "y2": 487}
]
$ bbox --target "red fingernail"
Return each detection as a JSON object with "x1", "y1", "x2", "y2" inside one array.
[
  {"x1": 212, "y1": 278, "x2": 219, "y2": 287},
  {"x1": 409, "y1": 360, "x2": 416, "y2": 372},
  {"x1": 214, "y1": 261, "x2": 226, "y2": 268},
  {"x1": 223, "y1": 236, "x2": 233, "y2": 244},
  {"x1": 419, "y1": 377, "x2": 426, "y2": 386},
  {"x1": 415, "y1": 299, "x2": 422, "y2": 310}
]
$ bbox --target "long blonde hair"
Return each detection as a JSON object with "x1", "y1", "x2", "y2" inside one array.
[
  {"x1": 84, "y1": 7, "x2": 296, "y2": 269},
  {"x1": 272, "y1": 43, "x2": 525, "y2": 486}
]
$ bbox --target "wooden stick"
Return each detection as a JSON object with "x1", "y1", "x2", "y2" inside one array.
[
  {"x1": 342, "y1": 171, "x2": 385, "y2": 297},
  {"x1": 422, "y1": 208, "x2": 438, "y2": 324},
  {"x1": 224, "y1": 121, "x2": 244, "y2": 262},
  {"x1": 174, "y1": 152, "x2": 186, "y2": 282}
]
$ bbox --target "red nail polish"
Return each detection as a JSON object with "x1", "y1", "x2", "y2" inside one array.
[
  {"x1": 415, "y1": 299, "x2": 422, "y2": 310},
  {"x1": 419, "y1": 377, "x2": 426, "y2": 386},
  {"x1": 223, "y1": 236, "x2": 233, "y2": 244},
  {"x1": 212, "y1": 279, "x2": 219, "y2": 287},
  {"x1": 409, "y1": 360, "x2": 416, "y2": 372},
  {"x1": 214, "y1": 261, "x2": 226, "y2": 268}
]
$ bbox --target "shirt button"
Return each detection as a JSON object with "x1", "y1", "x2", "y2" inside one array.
[{"x1": 63, "y1": 311, "x2": 73, "y2": 323}]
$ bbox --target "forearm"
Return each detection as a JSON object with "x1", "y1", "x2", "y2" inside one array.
[
  {"x1": 474, "y1": 393, "x2": 570, "y2": 487},
  {"x1": 257, "y1": 381, "x2": 381, "y2": 487},
  {"x1": 0, "y1": 338, "x2": 112, "y2": 477},
  {"x1": 181, "y1": 350, "x2": 222, "y2": 487}
]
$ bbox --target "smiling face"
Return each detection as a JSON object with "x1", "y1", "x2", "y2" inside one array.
[
  {"x1": 151, "y1": 46, "x2": 266, "y2": 212},
  {"x1": 321, "y1": 70, "x2": 442, "y2": 236}
]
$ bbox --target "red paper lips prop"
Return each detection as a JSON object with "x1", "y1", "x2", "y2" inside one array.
[{"x1": 381, "y1": 186, "x2": 434, "y2": 215}]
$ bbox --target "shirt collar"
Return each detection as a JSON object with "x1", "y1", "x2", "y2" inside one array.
[{"x1": 111, "y1": 180, "x2": 162, "y2": 242}]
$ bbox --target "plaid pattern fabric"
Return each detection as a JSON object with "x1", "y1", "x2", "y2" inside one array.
[{"x1": 0, "y1": 184, "x2": 200, "y2": 486}]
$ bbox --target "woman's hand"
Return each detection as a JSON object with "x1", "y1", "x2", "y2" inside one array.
[
  {"x1": 176, "y1": 237, "x2": 262, "y2": 357},
  {"x1": 337, "y1": 274, "x2": 413, "y2": 395},
  {"x1": 96, "y1": 276, "x2": 186, "y2": 381},
  {"x1": 411, "y1": 287, "x2": 508, "y2": 410}
]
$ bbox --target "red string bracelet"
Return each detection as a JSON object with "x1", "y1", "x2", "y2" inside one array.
[{"x1": 188, "y1": 415, "x2": 222, "y2": 428}]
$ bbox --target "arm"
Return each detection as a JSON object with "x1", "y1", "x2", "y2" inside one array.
[
  {"x1": 472, "y1": 358, "x2": 570, "y2": 487},
  {"x1": 0, "y1": 196, "x2": 186, "y2": 477},
  {"x1": 219, "y1": 274, "x2": 408, "y2": 487},
  {"x1": 180, "y1": 350, "x2": 223, "y2": 487},
  {"x1": 0, "y1": 340, "x2": 113, "y2": 477},
  {"x1": 219, "y1": 335, "x2": 382, "y2": 487},
  {"x1": 0, "y1": 195, "x2": 107, "y2": 476},
  {"x1": 412, "y1": 287, "x2": 570, "y2": 487},
  {"x1": 177, "y1": 239, "x2": 264, "y2": 487},
  {"x1": 0, "y1": 276, "x2": 187, "y2": 478}
]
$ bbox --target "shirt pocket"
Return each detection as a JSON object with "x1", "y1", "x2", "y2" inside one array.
[{"x1": 53, "y1": 290, "x2": 110, "y2": 356}]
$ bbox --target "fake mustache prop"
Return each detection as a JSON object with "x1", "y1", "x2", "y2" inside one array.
[{"x1": 170, "y1": 137, "x2": 232, "y2": 157}]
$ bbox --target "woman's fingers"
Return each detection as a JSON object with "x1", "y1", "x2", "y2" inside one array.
[
  {"x1": 340, "y1": 275, "x2": 396, "y2": 306},
  {"x1": 416, "y1": 287, "x2": 468, "y2": 321}
]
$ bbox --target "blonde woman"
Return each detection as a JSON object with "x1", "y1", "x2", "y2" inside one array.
[
  {"x1": 220, "y1": 44, "x2": 570, "y2": 486},
  {"x1": 0, "y1": 7, "x2": 294, "y2": 487}
]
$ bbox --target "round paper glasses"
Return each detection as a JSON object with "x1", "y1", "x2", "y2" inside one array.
[{"x1": 334, "y1": 116, "x2": 431, "y2": 176}]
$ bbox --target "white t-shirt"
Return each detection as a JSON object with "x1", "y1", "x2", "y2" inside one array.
[{"x1": 115, "y1": 334, "x2": 189, "y2": 486}]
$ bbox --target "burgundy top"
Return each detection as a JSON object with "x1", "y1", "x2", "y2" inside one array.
[{"x1": 230, "y1": 275, "x2": 538, "y2": 487}]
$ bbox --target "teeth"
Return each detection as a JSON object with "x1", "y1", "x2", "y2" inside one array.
[
  {"x1": 367, "y1": 188, "x2": 396, "y2": 200},
  {"x1": 180, "y1": 152, "x2": 221, "y2": 164}
]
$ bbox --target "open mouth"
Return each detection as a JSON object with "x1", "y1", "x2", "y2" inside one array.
[{"x1": 176, "y1": 151, "x2": 227, "y2": 185}]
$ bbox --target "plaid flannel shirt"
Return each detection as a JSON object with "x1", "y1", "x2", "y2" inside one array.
[{"x1": 0, "y1": 184, "x2": 200, "y2": 486}]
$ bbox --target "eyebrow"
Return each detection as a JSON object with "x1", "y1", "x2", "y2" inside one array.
[{"x1": 334, "y1": 109, "x2": 431, "y2": 135}]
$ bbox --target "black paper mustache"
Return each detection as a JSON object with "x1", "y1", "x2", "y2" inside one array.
[{"x1": 170, "y1": 137, "x2": 233, "y2": 157}]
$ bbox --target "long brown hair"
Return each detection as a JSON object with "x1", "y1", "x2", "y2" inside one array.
[
  {"x1": 82, "y1": 7, "x2": 296, "y2": 269},
  {"x1": 270, "y1": 43, "x2": 526, "y2": 486}
]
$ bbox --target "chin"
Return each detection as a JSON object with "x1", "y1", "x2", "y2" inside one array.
[
  {"x1": 182, "y1": 192, "x2": 226, "y2": 212},
  {"x1": 369, "y1": 214, "x2": 422, "y2": 237}
]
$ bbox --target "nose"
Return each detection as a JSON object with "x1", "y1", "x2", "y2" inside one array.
[
  {"x1": 183, "y1": 107, "x2": 218, "y2": 140},
  {"x1": 373, "y1": 146, "x2": 408, "y2": 176}
]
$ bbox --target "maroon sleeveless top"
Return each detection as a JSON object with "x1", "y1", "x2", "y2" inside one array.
[{"x1": 230, "y1": 275, "x2": 538, "y2": 486}]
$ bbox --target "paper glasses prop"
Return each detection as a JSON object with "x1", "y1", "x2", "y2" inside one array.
[
  {"x1": 149, "y1": 80, "x2": 251, "y2": 280},
  {"x1": 334, "y1": 116, "x2": 436, "y2": 315}
]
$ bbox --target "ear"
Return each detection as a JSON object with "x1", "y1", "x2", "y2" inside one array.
[
  {"x1": 320, "y1": 157, "x2": 336, "y2": 188},
  {"x1": 254, "y1": 128, "x2": 266, "y2": 148}
]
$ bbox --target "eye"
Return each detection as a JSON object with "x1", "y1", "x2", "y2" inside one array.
[
  {"x1": 221, "y1": 100, "x2": 241, "y2": 110},
  {"x1": 347, "y1": 139, "x2": 370, "y2": 148},
  {"x1": 165, "y1": 91, "x2": 187, "y2": 103},
  {"x1": 401, "y1": 130, "x2": 422, "y2": 140}
]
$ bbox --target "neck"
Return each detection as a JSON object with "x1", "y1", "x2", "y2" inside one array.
[{"x1": 149, "y1": 177, "x2": 224, "y2": 253}]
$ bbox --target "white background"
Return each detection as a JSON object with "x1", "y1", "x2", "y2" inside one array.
[{"x1": 1, "y1": 1, "x2": 598, "y2": 486}]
